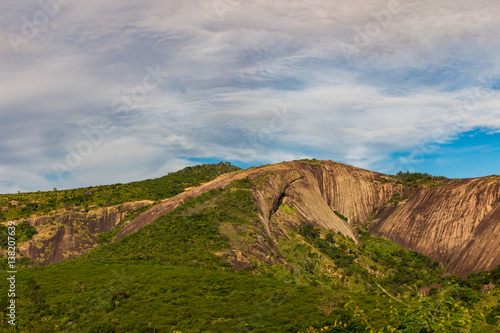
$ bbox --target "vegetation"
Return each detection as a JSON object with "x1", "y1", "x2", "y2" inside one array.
[
  {"x1": 0, "y1": 162, "x2": 240, "y2": 221},
  {"x1": 83, "y1": 189, "x2": 232, "y2": 269},
  {"x1": 373, "y1": 171, "x2": 448, "y2": 188},
  {"x1": 1, "y1": 164, "x2": 499, "y2": 332},
  {"x1": 81, "y1": 180, "x2": 260, "y2": 269},
  {"x1": 332, "y1": 210, "x2": 348, "y2": 222},
  {"x1": 392, "y1": 171, "x2": 448, "y2": 187},
  {"x1": 299, "y1": 158, "x2": 321, "y2": 164},
  {"x1": 2, "y1": 210, "x2": 497, "y2": 332},
  {"x1": 288, "y1": 225, "x2": 499, "y2": 333},
  {"x1": 293, "y1": 224, "x2": 443, "y2": 292},
  {"x1": 385, "y1": 193, "x2": 405, "y2": 206},
  {"x1": 0, "y1": 222, "x2": 37, "y2": 249},
  {"x1": 1, "y1": 260, "x2": 340, "y2": 332},
  {"x1": 279, "y1": 204, "x2": 295, "y2": 215}
]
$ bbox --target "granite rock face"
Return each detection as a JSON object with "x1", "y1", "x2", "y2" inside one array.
[
  {"x1": 115, "y1": 161, "x2": 399, "y2": 243},
  {"x1": 15, "y1": 201, "x2": 152, "y2": 264},
  {"x1": 369, "y1": 176, "x2": 500, "y2": 277}
]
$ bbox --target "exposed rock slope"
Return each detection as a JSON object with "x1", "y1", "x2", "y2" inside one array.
[
  {"x1": 447, "y1": 202, "x2": 500, "y2": 276},
  {"x1": 369, "y1": 176, "x2": 500, "y2": 277},
  {"x1": 115, "y1": 160, "x2": 499, "y2": 277},
  {"x1": 15, "y1": 201, "x2": 152, "y2": 264},
  {"x1": 115, "y1": 161, "x2": 399, "y2": 243}
]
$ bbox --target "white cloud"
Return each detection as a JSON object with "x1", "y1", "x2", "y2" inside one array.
[{"x1": 1, "y1": 0, "x2": 500, "y2": 192}]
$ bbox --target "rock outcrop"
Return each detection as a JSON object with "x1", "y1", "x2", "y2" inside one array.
[
  {"x1": 115, "y1": 161, "x2": 399, "y2": 243},
  {"x1": 16, "y1": 201, "x2": 152, "y2": 264},
  {"x1": 369, "y1": 176, "x2": 500, "y2": 277}
]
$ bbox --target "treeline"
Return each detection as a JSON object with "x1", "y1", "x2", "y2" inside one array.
[
  {"x1": 0, "y1": 162, "x2": 240, "y2": 221},
  {"x1": 393, "y1": 171, "x2": 448, "y2": 187}
]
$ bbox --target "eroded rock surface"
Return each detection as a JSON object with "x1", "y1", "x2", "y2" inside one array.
[
  {"x1": 116, "y1": 161, "x2": 498, "y2": 277},
  {"x1": 369, "y1": 176, "x2": 500, "y2": 277},
  {"x1": 15, "y1": 201, "x2": 152, "y2": 264},
  {"x1": 115, "y1": 161, "x2": 398, "y2": 243}
]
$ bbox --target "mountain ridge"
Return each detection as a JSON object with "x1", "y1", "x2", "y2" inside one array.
[{"x1": 2, "y1": 160, "x2": 499, "y2": 278}]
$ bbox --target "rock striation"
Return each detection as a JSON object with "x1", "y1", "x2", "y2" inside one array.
[{"x1": 369, "y1": 176, "x2": 500, "y2": 277}]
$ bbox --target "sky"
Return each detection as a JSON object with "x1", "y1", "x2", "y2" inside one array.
[{"x1": 1, "y1": 0, "x2": 500, "y2": 193}]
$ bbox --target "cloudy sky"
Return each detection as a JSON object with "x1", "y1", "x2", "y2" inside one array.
[{"x1": 1, "y1": 0, "x2": 500, "y2": 193}]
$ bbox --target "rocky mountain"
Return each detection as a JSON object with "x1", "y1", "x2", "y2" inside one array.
[
  {"x1": 9, "y1": 160, "x2": 499, "y2": 278},
  {"x1": 3, "y1": 161, "x2": 500, "y2": 332},
  {"x1": 370, "y1": 175, "x2": 500, "y2": 277}
]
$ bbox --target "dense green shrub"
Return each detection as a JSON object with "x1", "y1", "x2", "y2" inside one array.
[
  {"x1": 449, "y1": 286, "x2": 481, "y2": 305},
  {"x1": 1, "y1": 262, "x2": 328, "y2": 332},
  {"x1": 393, "y1": 171, "x2": 447, "y2": 187},
  {"x1": 299, "y1": 224, "x2": 320, "y2": 239},
  {"x1": 333, "y1": 210, "x2": 348, "y2": 222},
  {"x1": 486, "y1": 305, "x2": 500, "y2": 325}
]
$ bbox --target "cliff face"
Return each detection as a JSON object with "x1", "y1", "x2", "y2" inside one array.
[
  {"x1": 116, "y1": 161, "x2": 400, "y2": 243},
  {"x1": 112, "y1": 161, "x2": 399, "y2": 271},
  {"x1": 446, "y1": 202, "x2": 500, "y2": 276},
  {"x1": 369, "y1": 176, "x2": 500, "y2": 277}
]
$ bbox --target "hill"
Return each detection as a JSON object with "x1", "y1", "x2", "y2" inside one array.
[
  {"x1": 0, "y1": 162, "x2": 240, "y2": 264},
  {"x1": 1, "y1": 160, "x2": 499, "y2": 332}
]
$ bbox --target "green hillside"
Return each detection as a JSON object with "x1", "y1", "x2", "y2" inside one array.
[{"x1": 1, "y1": 167, "x2": 499, "y2": 332}]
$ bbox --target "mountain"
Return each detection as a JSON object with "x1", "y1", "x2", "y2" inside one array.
[
  {"x1": 4, "y1": 160, "x2": 500, "y2": 276},
  {"x1": 1, "y1": 160, "x2": 499, "y2": 332},
  {"x1": 119, "y1": 159, "x2": 497, "y2": 278},
  {"x1": 370, "y1": 174, "x2": 500, "y2": 277}
]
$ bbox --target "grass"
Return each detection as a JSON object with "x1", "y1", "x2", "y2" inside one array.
[{"x1": 279, "y1": 204, "x2": 295, "y2": 215}]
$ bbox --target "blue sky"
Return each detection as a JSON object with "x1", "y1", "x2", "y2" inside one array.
[
  {"x1": 1, "y1": 0, "x2": 500, "y2": 193},
  {"x1": 397, "y1": 129, "x2": 500, "y2": 178}
]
